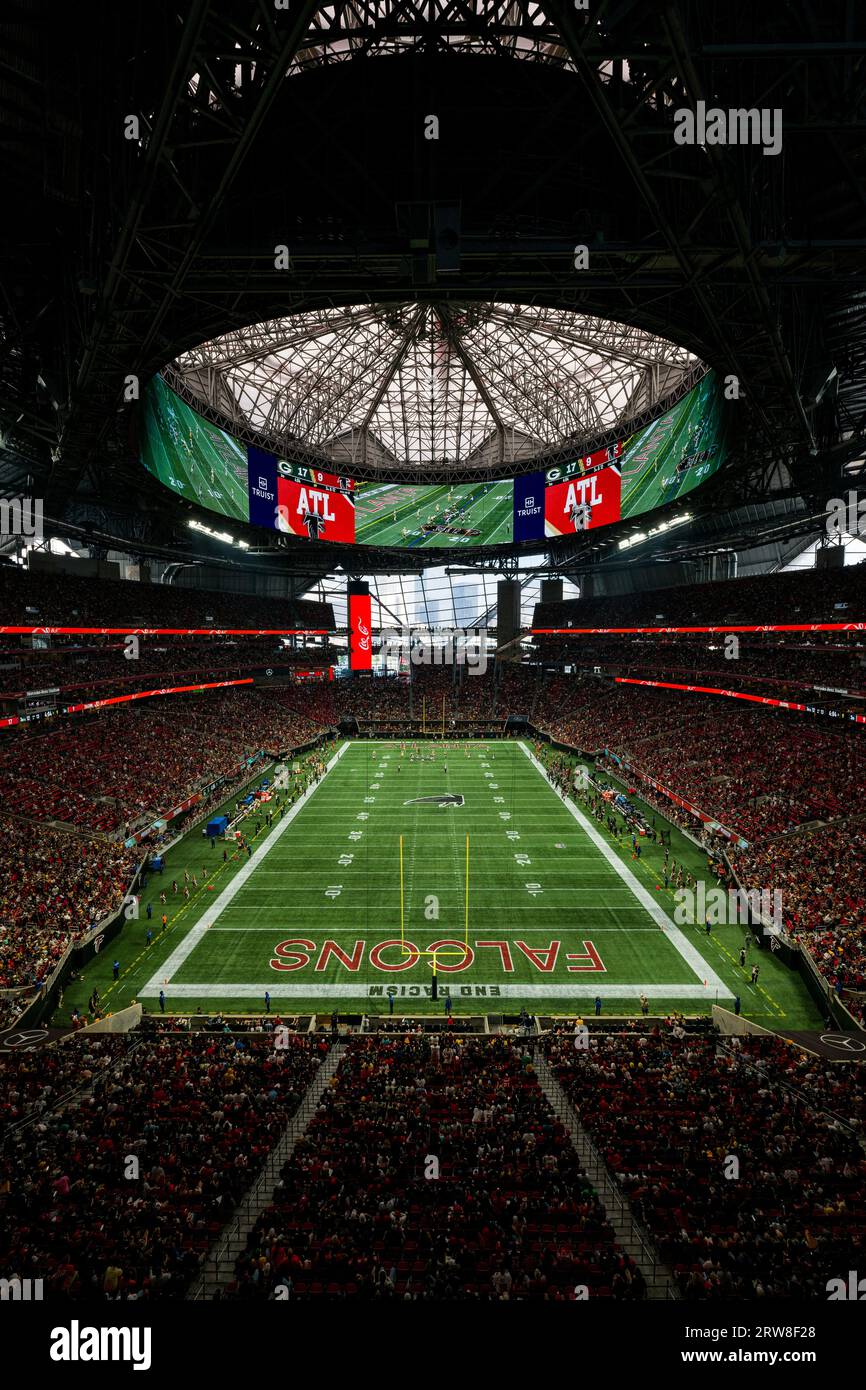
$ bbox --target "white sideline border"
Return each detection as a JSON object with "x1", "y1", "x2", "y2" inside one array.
[
  {"x1": 516, "y1": 741, "x2": 732, "y2": 999},
  {"x1": 154, "y1": 982, "x2": 718, "y2": 1000},
  {"x1": 143, "y1": 738, "x2": 731, "y2": 1003},
  {"x1": 142, "y1": 741, "x2": 351, "y2": 994}
]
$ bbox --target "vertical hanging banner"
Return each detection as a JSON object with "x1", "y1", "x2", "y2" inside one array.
[
  {"x1": 348, "y1": 582, "x2": 372, "y2": 671},
  {"x1": 247, "y1": 446, "x2": 279, "y2": 529},
  {"x1": 512, "y1": 470, "x2": 546, "y2": 542}
]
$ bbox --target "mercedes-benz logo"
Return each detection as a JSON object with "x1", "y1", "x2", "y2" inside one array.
[
  {"x1": 0, "y1": 1027, "x2": 50, "y2": 1051},
  {"x1": 819, "y1": 1033, "x2": 866, "y2": 1053},
  {"x1": 265, "y1": 668, "x2": 273, "y2": 677}
]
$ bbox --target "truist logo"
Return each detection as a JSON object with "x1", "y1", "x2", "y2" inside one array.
[{"x1": 50, "y1": 1321, "x2": 152, "y2": 1371}]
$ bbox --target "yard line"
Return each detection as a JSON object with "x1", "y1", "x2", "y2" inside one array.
[
  {"x1": 517, "y1": 742, "x2": 732, "y2": 999},
  {"x1": 204, "y1": 926, "x2": 663, "y2": 934},
  {"x1": 142, "y1": 741, "x2": 351, "y2": 993}
]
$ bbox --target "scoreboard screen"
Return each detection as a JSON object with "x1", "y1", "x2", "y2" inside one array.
[{"x1": 141, "y1": 370, "x2": 729, "y2": 549}]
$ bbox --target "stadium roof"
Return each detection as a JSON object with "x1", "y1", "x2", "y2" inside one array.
[
  {"x1": 168, "y1": 302, "x2": 699, "y2": 473},
  {"x1": 2, "y1": 0, "x2": 866, "y2": 579},
  {"x1": 266, "y1": 0, "x2": 580, "y2": 77}
]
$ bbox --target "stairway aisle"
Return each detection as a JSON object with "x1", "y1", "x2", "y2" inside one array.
[
  {"x1": 189, "y1": 1040, "x2": 345, "y2": 1299},
  {"x1": 533, "y1": 1048, "x2": 678, "y2": 1301}
]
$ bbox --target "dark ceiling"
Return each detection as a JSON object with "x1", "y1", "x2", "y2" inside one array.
[{"x1": 2, "y1": 0, "x2": 866, "y2": 578}]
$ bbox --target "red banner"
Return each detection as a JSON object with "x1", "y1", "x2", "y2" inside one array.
[
  {"x1": 544, "y1": 465, "x2": 621, "y2": 537},
  {"x1": 0, "y1": 627, "x2": 330, "y2": 637},
  {"x1": 533, "y1": 622, "x2": 866, "y2": 635},
  {"x1": 349, "y1": 592, "x2": 372, "y2": 671},
  {"x1": 64, "y1": 677, "x2": 253, "y2": 714},
  {"x1": 276, "y1": 476, "x2": 355, "y2": 544},
  {"x1": 614, "y1": 676, "x2": 866, "y2": 723}
]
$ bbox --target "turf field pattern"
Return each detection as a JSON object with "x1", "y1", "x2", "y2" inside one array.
[
  {"x1": 65, "y1": 739, "x2": 822, "y2": 1023},
  {"x1": 619, "y1": 370, "x2": 728, "y2": 519},
  {"x1": 140, "y1": 371, "x2": 729, "y2": 547},
  {"x1": 354, "y1": 479, "x2": 514, "y2": 548},
  {"x1": 141, "y1": 375, "x2": 250, "y2": 522}
]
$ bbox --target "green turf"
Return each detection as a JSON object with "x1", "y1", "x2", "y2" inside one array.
[
  {"x1": 141, "y1": 375, "x2": 249, "y2": 522},
  {"x1": 140, "y1": 372, "x2": 729, "y2": 547},
  {"x1": 619, "y1": 369, "x2": 728, "y2": 517},
  {"x1": 60, "y1": 739, "x2": 824, "y2": 1027},
  {"x1": 354, "y1": 480, "x2": 514, "y2": 548}
]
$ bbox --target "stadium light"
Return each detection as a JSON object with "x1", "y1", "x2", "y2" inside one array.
[
  {"x1": 188, "y1": 518, "x2": 249, "y2": 549},
  {"x1": 618, "y1": 513, "x2": 692, "y2": 550}
]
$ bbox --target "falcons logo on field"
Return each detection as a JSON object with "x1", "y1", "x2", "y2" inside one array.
[{"x1": 403, "y1": 794, "x2": 465, "y2": 808}]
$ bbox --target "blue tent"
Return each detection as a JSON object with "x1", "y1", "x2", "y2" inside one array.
[{"x1": 206, "y1": 815, "x2": 229, "y2": 837}]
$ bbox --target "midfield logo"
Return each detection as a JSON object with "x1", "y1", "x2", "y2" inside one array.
[{"x1": 403, "y1": 794, "x2": 464, "y2": 808}]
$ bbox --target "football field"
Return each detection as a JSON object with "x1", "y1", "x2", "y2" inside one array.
[
  {"x1": 125, "y1": 739, "x2": 754, "y2": 1016},
  {"x1": 354, "y1": 480, "x2": 514, "y2": 548}
]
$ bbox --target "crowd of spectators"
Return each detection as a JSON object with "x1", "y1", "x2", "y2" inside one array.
[
  {"x1": 730, "y1": 822, "x2": 866, "y2": 1024},
  {"x1": 532, "y1": 562, "x2": 866, "y2": 631},
  {"x1": 2, "y1": 1026, "x2": 862, "y2": 1305},
  {"x1": 0, "y1": 1033, "x2": 327, "y2": 1299},
  {"x1": 0, "y1": 819, "x2": 139, "y2": 1002},
  {"x1": 229, "y1": 1035, "x2": 642, "y2": 1301},
  {"x1": 533, "y1": 678, "x2": 866, "y2": 1014},
  {"x1": 0, "y1": 685, "x2": 332, "y2": 999},
  {"x1": 543, "y1": 1032, "x2": 865, "y2": 1299},
  {"x1": 537, "y1": 680, "x2": 863, "y2": 842},
  {"x1": 731, "y1": 1035, "x2": 866, "y2": 1133},
  {"x1": 0, "y1": 1035, "x2": 130, "y2": 1130},
  {"x1": 0, "y1": 565, "x2": 333, "y2": 632},
  {"x1": 537, "y1": 634, "x2": 866, "y2": 704},
  {"x1": 0, "y1": 686, "x2": 329, "y2": 834},
  {"x1": 0, "y1": 820, "x2": 137, "y2": 935},
  {"x1": 0, "y1": 637, "x2": 341, "y2": 704},
  {"x1": 324, "y1": 666, "x2": 540, "y2": 728}
]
